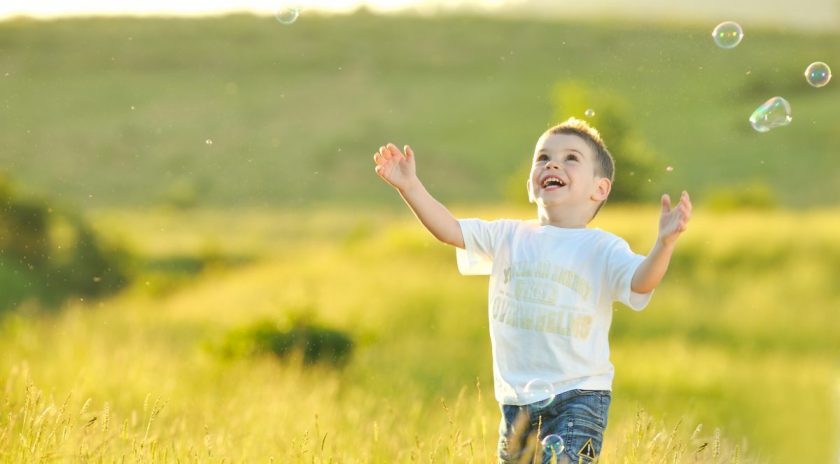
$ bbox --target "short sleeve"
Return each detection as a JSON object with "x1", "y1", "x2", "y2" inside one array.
[
  {"x1": 606, "y1": 237, "x2": 653, "y2": 311},
  {"x1": 455, "y1": 219, "x2": 516, "y2": 275}
]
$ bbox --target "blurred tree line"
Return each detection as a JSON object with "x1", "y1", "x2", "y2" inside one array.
[
  {"x1": 505, "y1": 81, "x2": 659, "y2": 204},
  {"x1": 0, "y1": 172, "x2": 130, "y2": 312}
]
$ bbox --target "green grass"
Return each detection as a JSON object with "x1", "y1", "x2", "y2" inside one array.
[
  {"x1": 1, "y1": 206, "x2": 838, "y2": 462},
  {"x1": 0, "y1": 13, "x2": 838, "y2": 210}
]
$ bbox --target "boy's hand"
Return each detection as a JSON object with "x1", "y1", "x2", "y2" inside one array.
[
  {"x1": 658, "y1": 191, "x2": 692, "y2": 247},
  {"x1": 373, "y1": 143, "x2": 418, "y2": 192}
]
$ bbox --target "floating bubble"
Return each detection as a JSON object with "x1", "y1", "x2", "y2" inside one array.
[
  {"x1": 205, "y1": 139, "x2": 214, "y2": 145},
  {"x1": 804, "y1": 62, "x2": 831, "y2": 88},
  {"x1": 541, "y1": 434, "x2": 565, "y2": 459},
  {"x1": 275, "y1": 7, "x2": 300, "y2": 25},
  {"x1": 749, "y1": 96, "x2": 792, "y2": 133},
  {"x1": 523, "y1": 379, "x2": 555, "y2": 408},
  {"x1": 711, "y1": 21, "x2": 743, "y2": 49},
  {"x1": 665, "y1": 166, "x2": 674, "y2": 172},
  {"x1": 584, "y1": 109, "x2": 595, "y2": 118}
]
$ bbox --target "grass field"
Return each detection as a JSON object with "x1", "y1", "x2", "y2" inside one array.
[
  {"x1": 0, "y1": 13, "x2": 838, "y2": 210},
  {"x1": 0, "y1": 10, "x2": 838, "y2": 463},
  {"x1": 1, "y1": 206, "x2": 838, "y2": 462}
]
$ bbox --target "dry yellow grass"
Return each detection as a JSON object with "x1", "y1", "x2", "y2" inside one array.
[{"x1": 1, "y1": 206, "x2": 837, "y2": 462}]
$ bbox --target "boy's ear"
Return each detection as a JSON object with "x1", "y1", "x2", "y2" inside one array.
[
  {"x1": 591, "y1": 177, "x2": 611, "y2": 202},
  {"x1": 526, "y1": 179, "x2": 536, "y2": 203}
]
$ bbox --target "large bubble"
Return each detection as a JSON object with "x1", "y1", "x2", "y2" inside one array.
[
  {"x1": 804, "y1": 62, "x2": 832, "y2": 88},
  {"x1": 523, "y1": 379, "x2": 555, "y2": 408},
  {"x1": 749, "y1": 96, "x2": 792, "y2": 133},
  {"x1": 712, "y1": 21, "x2": 744, "y2": 49}
]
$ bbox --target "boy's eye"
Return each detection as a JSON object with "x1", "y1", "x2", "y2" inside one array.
[
  {"x1": 566, "y1": 154, "x2": 578, "y2": 161},
  {"x1": 536, "y1": 154, "x2": 549, "y2": 162}
]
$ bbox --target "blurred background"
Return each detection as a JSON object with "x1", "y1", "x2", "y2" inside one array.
[{"x1": 0, "y1": 1, "x2": 838, "y2": 462}]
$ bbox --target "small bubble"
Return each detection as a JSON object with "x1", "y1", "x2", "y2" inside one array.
[
  {"x1": 130, "y1": 105, "x2": 135, "y2": 110},
  {"x1": 205, "y1": 139, "x2": 213, "y2": 145},
  {"x1": 804, "y1": 61, "x2": 831, "y2": 88},
  {"x1": 275, "y1": 7, "x2": 300, "y2": 25},
  {"x1": 541, "y1": 434, "x2": 565, "y2": 458},
  {"x1": 93, "y1": 277, "x2": 101, "y2": 283},
  {"x1": 749, "y1": 96, "x2": 792, "y2": 132},
  {"x1": 712, "y1": 21, "x2": 743, "y2": 49},
  {"x1": 666, "y1": 166, "x2": 674, "y2": 172},
  {"x1": 584, "y1": 109, "x2": 595, "y2": 118}
]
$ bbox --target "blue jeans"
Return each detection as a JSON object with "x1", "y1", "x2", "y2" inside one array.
[{"x1": 498, "y1": 389, "x2": 611, "y2": 464}]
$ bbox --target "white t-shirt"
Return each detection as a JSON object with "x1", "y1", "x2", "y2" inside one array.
[{"x1": 456, "y1": 219, "x2": 652, "y2": 406}]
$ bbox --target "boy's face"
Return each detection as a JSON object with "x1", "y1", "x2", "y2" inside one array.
[{"x1": 527, "y1": 132, "x2": 611, "y2": 211}]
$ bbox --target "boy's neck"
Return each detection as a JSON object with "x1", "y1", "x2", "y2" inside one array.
[{"x1": 536, "y1": 204, "x2": 592, "y2": 229}]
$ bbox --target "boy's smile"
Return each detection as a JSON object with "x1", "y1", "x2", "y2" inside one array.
[{"x1": 539, "y1": 174, "x2": 567, "y2": 191}]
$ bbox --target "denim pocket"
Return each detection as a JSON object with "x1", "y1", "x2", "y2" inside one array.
[{"x1": 560, "y1": 391, "x2": 610, "y2": 463}]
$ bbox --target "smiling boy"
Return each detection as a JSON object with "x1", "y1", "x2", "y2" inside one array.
[{"x1": 373, "y1": 117, "x2": 691, "y2": 463}]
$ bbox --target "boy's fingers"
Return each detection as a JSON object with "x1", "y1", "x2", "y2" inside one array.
[
  {"x1": 661, "y1": 194, "x2": 671, "y2": 213},
  {"x1": 405, "y1": 145, "x2": 413, "y2": 160},
  {"x1": 386, "y1": 143, "x2": 403, "y2": 159},
  {"x1": 379, "y1": 146, "x2": 394, "y2": 160}
]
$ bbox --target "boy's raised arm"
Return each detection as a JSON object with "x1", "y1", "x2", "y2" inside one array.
[
  {"x1": 374, "y1": 143, "x2": 465, "y2": 248},
  {"x1": 631, "y1": 191, "x2": 692, "y2": 294}
]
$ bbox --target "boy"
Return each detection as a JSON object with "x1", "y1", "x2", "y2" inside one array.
[{"x1": 373, "y1": 118, "x2": 691, "y2": 463}]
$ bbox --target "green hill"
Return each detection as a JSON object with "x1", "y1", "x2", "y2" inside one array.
[{"x1": 0, "y1": 13, "x2": 837, "y2": 209}]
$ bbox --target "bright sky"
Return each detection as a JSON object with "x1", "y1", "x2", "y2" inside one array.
[
  {"x1": 1, "y1": 0, "x2": 837, "y2": 30},
  {"x1": 0, "y1": 0, "x2": 510, "y2": 19}
]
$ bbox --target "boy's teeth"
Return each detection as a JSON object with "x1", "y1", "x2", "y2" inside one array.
[{"x1": 542, "y1": 177, "x2": 565, "y2": 188}]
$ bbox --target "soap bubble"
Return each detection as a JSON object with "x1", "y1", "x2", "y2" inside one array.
[
  {"x1": 665, "y1": 166, "x2": 674, "y2": 172},
  {"x1": 584, "y1": 109, "x2": 595, "y2": 118},
  {"x1": 712, "y1": 22, "x2": 743, "y2": 49},
  {"x1": 804, "y1": 62, "x2": 831, "y2": 88},
  {"x1": 275, "y1": 7, "x2": 300, "y2": 25},
  {"x1": 541, "y1": 434, "x2": 565, "y2": 459},
  {"x1": 749, "y1": 96, "x2": 792, "y2": 133},
  {"x1": 523, "y1": 379, "x2": 555, "y2": 408},
  {"x1": 205, "y1": 139, "x2": 214, "y2": 145}
]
